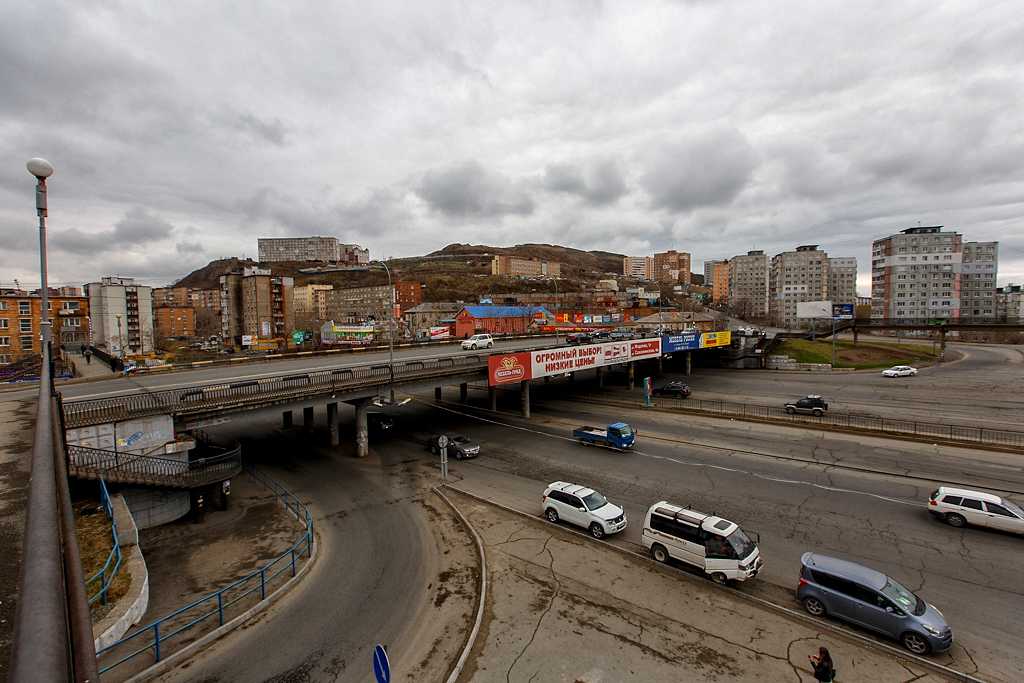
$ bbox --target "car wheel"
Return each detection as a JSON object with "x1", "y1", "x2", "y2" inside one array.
[
  {"x1": 901, "y1": 631, "x2": 931, "y2": 655},
  {"x1": 945, "y1": 513, "x2": 967, "y2": 528},
  {"x1": 812, "y1": 408, "x2": 823, "y2": 417},
  {"x1": 487, "y1": 342, "x2": 493, "y2": 348},
  {"x1": 589, "y1": 523, "x2": 605, "y2": 539},
  {"x1": 651, "y1": 544, "x2": 669, "y2": 563},
  {"x1": 785, "y1": 406, "x2": 795, "y2": 414},
  {"x1": 802, "y1": 596, "x2": 826, "y2": 617},
  {"x1": 545, "y1": 508, "x2": 559, "y2": 523},
  {"x1": 710, "y1": 572, "x2": 728, "y2": 585}
]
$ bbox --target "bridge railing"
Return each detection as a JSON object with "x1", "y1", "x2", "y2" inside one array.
[
  {"x1": 63, "y1": 352, "x2": 491, "y2": 427},
  {"x1": 86, "y1": 478, "x2": 123, "y2": 606},
  {"x1": 68, "y1": 444, "x2": 243, "y2": 488}
]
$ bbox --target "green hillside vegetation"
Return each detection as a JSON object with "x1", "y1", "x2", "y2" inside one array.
[{"x1": 774, "y1": 339, "x2": 939, "y2": 369}]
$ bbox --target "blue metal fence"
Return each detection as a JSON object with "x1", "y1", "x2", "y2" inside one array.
[
  {"x1": 86, "y1": 479, "x2": 123, "y2": 606},
  {"x1": 96, "y1": 467, "x2": 314, "y2": 676}
]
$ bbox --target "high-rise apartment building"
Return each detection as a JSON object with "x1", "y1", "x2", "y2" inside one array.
[
  {"x1": 257, "y1": 237, "x2": 369, "y2": 264},
  {"x1": 728, "y1": 250, "x2": 769, "y2": 319},
  {"x1": 87, "y1": 276, "x2": 154, "y2": 355},
  {"x1": 154, "y1": 306, "x2": 196, "y2": 340},
  {"x1": 324, "y1": 285, "x2": 395, "y2": 324},
  {"x1": 769, "y1": 246, "x2": 830, "y2": 328},
  {"x1": 870, "y1": 226, "x2": 997, "y2": 320},
  {"x1": 293, "y1": 284, "x2": 334, "y2": 319},
  {"x1": 219, "y1": 267, "x2": 294, "y2": 349},
  {"x1": 653, "y1": 250, "x2": 691, "y2": 283},
  {"x1": 0, "y1": 289, "x2": 90, "y2": 365},
  {"x1": 960, "y1": 242, "x2": 998, "y2": 319},
  {"x1": 827, "y1": 257, "x2": 858, "y2": 307},
  {"x1": 704, "y1": 259, "x2": 727, "y2": 287},
  {"x1": 491, "y1": 255, "x2": 561, "y2": 278},
  {"x1": 623, "y1": 256, "x2": 655, "y2": 280},
  {"x1": 711, "y1": 261, "x2": 731, "y2": 304},
  {"x1": 192, "y1": 288, "x2": 221, "y2": 313},
  {"x1": 996, "y1": 284, "x2": 1023, "y2": 321}
]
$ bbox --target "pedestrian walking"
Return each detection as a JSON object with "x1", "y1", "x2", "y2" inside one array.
[
  {"x1": 84, "y1": 349, "x2": 92, "y2": 365},
  {"x1": 809, "y1": 646, "x2": 835, "y2": 682}
]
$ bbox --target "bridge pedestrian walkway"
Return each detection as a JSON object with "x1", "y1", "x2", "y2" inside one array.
[
  {"x1": 0, "y1": 397, "x2": 35, "y2": 671},
  {"x1": 68, "y1": 444, "x2": 243, "y2": 489}
]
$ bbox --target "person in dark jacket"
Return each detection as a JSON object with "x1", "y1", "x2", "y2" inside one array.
[{"x1": 809, "y1": 646, "x2": 835, "y2": 681}]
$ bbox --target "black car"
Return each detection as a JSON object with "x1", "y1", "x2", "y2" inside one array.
[
  {"x1": 429, "y1": 434, "x2": 481, "y2": 459},
  {"x1": 784, "y1": 395, "x2": 828, "y2": 416},
  {"x1": 652, "y1": 381, "x2": 691, "y2": 399},
  {"x1": 566, "y1": 332, "x2": 593, "y2": 345},
  {"x1": 590, "y1": 330, "x2": 611, "y2": 341},
  {"x1": 368, "y1": 412, "x2": 395, "y2": 435}
]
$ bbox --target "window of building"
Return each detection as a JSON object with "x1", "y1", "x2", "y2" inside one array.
[
  {"x1": 18, "y1": 301, "x2": 30, "y2": 315},
  {"x1": 0, "y1": 301, "x2": 6, "y2": 311},
  {"x1": 20, "y1": 335, "x2": 33, "y2": 348},
  {"x1": 61, "y1": 301, "x2": 80, "y2": 310},
  {"x1": 0, "y1": 337, "x2": 9, "y2": 346},
  {"x1": 19, "y1": 319, "x2": 32, "y2": 332}
]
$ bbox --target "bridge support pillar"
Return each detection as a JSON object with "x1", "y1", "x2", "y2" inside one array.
[
  {"x1": 628, "y1": 362, "x2": 635, "y2": 390},
  {"x1": 520, "y1": 380, "x2": 530, "y2": 419},
  {"x1": 303, "y1": 406, "x2": 314, "y2": 430},
  {"x1": 685, "y1": 352, "x2": 692, "y2": 376},
  {"x1": 489, "y1": 386, "x2": 497, "y2": 411},
  {"x1": 459, "y1": 382, "x2": 468, "y2": 403},
  {"x1": 282, "y1": 410, "x2": 293, "y2": 428},
  {"x1": 658, "y1": 355, "x2": 664, "y2": 375},
  {"x1": 355, "y1": 400, "x2": 369, "y2": 458},
  {"x1": 853, "y1": 325, "x2": 859, "y2": 345},
  {"x1": 327, "y1": 402, "x2": 339, "y2": 447},
  {"x1": 434, "y1": 386, "x2": 442, "y2": 402},
  {"x1": 939, "y1": 328, "x2": 947, "y2": 361},
  {"x1": 596, "y1": 367, "x2": 604, "y2": 389}
]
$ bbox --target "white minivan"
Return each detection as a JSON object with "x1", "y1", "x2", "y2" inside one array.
[{"x1": 641, "y1": 501, "x2": 763, "y2": 584}]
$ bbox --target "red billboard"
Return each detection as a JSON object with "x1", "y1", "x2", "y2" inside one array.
[
  {"x1": 488, "y1": 352, "x2": 532, "y2": 385},
  {"x1": 629, "y1": 339, "x2": 661, "y2": 359}
]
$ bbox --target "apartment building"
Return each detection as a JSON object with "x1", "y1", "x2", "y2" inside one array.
[
  {"x1": 0, "y1": 289, "x2": 91, "y2": 364},
  {"x1": 394, "y1": 281, "x2": 424, "y2": 314},
  {"x1": 293, "y1": 284, "x2": 334, "y2": 318},
  {"x1": 192, "y1": 288, "x2": 221, "y2": 313},
  {"x1": 324, "y1": 285, "x2": 394, "y2": 324},
  {"x1": 996, "y1": 284, "x2": 1024, "y2": 321},
  {"x1": 219, "y1": 267, "x2": 294, "y2": 349},
  {"x1": 704, "y1": 259, "x2": 727, "y2": 286},
  {"x1": 769, "y1": 246, "x2": 830, "y2": 328},
  {"x1": 87, "y1": 276, "x2": 154, "y2": 355},
  {"x1": 257, "y1": 236, "x2": 368, "y2": 264},
  {"x1": 623, "y1": 256, "x2": 655, "y2": 280},
  {"x1": 728, "y1": 250, "x2": 769, "y2": 320},
  {"x1": 711, "y1": 261, "x2": 731, "y2": 304},
  {"x1": 960, "y1": 241, "x2": 998, "y2": 319},
  {"x1": 869, "y1": 226, "x2": 998, "y2": 321},
  {"x1": 491, "y1": 255, "x2": 562, "y2": 278},
  {"x1": 152, "y1": 286, "x2": 193, "y2": 307},
  {"x1": 653, "y1": 250, "x2": 691, "y2": 283},
  {"x1": 154, "y1": 306, "x2": 196, "y2": 340},
  {"x1": 827, "y1": 257, "x2": 859, "y2": 307}
]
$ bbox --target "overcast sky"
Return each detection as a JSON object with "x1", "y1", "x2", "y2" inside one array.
[{"x1": 2, "y1": 1, "x2": 1023, "y2": 294}]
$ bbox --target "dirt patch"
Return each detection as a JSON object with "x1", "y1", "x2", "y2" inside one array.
[
  {"x1": 775, "y1": 339, "x2": 939, "y2": 369},
  {"x1": 74, "y1": 498, "x2": 132, "y2": 621}
]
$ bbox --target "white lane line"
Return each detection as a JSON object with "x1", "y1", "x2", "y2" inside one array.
[{"x1": 419, "y1": 398, "x2": 922, "y2": 507}]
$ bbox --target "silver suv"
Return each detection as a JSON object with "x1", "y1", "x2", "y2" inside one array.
[
  {"x1": 461, "y1": 333, "x2": 494, "y2": 350},
  {"x1": 542, "y1": 481, "x2": 627, "y2": 539}
]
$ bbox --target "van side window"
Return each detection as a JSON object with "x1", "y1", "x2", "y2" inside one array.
[
  {"x1": 941, "y1": 495, "x2": 962, "y2": 506},
  {"x1": 846, "y1": 583, "x2": 880, "y2": 605},
  {"x1": 811, "y1": 571, "x2": 857, "y2": 598},
  {"x1": 961, "y1": 498, "x2": 983, "y2": 511},
  {"x1": 702, "y1": 533, "x2": 736, "y2": 559},
  {"x1": 650, "y1": 514, "x2": 702, "y2": 543},
  {"x1": 650, "y1": 514, "x2": 678, "y2": 536}
]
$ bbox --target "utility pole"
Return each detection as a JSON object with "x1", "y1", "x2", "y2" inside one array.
[{"x1": 27, "y1": 159, "x2": 54, "y2": 359}]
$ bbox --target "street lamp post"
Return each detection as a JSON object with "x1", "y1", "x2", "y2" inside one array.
[
  {"x1": 27, "y1": 158, "x2": 54, "y2": 362},
  {"x1": 373, "y1": 260, "x2": 396, "y2": 400},
  {"x1": 551, "y1": 276, "x2": 560, "y2": 344}
]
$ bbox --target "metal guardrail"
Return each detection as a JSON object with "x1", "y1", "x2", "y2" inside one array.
[
  {"x1": 86, "y1": 479, "x2": 123, "y2": 606},
  {"x1": 96, "y1": 466, "x2": 313, "y2": 676},
  {"x1": 650, "y1": 396, "x2": 1024, "y2": 450},
  {"x1": 10, "y1": 343, "x2": 98, "y2": 682},
  {"x1": 63, "y1": 352, "x2": 492, "y2": 427},
  {"x1": 68, "y1": 444, "x2": 243, "y2": 488}
]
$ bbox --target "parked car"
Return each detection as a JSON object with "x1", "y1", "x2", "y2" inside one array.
[
  {"x1": 461, "y1": 333, "x2": 494, "y2": 350},
  {"x1": 610, "y1": 328, "x2": 636, "y2": 341},
  {"x1": 784, "y1": 395, "x2": 828, "y2": 416},
  {"x1": 566, "y1": 332, "x2": 593, "y2": 345},
  {"x1": 652, "y1": 381, "x2": 691, "y2": 399},
  {"x1": 642, "y1": 501, "x2": 762, "y2": 584},
  {"x1": 882, "y1": 365, "x2": 918, "y2": 377},
  {"x1": 429, "y1": 434, "x2": 480, "y2": 459},
  {"x1": 542, "y1": 481, "x2": 627, "y2": 539},
  {"x1": 590, "y1": 330, "x2": 611, "y2": 341},
  {"x1": 797, "y1": 552, "x2": 952, "y2": 654},
  {"x1": 928, "y1": 487, "x2": 1024, "y2": 534}
]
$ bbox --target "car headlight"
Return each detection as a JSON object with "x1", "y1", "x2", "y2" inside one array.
[{"x1": 922, "y1": 624, "x2": 943, "y2": 636}]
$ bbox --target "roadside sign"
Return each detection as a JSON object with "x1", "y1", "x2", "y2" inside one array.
[
  {"x1": 292, "y1": 330, "x2": 305, "y2": 345},
  {"x1": 832, "y1": 303, "x2": 854, "y2": 320},
  {"x1": 373, "y1": 644, "x2": 390, "y2": 683}
]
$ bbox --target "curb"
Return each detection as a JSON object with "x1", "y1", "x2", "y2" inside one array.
[
  {"x1": 442, "y1": 485, "x2": 984, "y2": 683},
  {"x1": 432, "y1": 486, "x2": 488, "y2": 683}
]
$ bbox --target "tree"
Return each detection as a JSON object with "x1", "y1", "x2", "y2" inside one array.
[{"x1": 195, "y1": 307, "x2": 220, "y2": 338}]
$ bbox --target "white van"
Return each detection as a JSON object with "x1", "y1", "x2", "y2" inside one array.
[{"x1": 641, "y1": 501, "x2": 763, "y2": 584}]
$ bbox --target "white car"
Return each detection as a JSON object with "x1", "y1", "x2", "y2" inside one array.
[
  {"x1": 928, "y1": 486, "x2": 1024, "y2": 534},
  {"x1": 461, "y1": 333, "x2": 494, "y2": 350},
  {"x1": 542, "y1": 481, "x2": 627, "y2": 539},
  {"x1": 882, "y1": 365, "x2": 918, "y2": 377}
]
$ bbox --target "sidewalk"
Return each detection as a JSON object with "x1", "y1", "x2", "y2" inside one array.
[
  {"x1": 66, "y1": 351, "x2": 117, "y2": 379},
  {"x1": 447, "y1": 489, "x2": 949, "y2": 682}
]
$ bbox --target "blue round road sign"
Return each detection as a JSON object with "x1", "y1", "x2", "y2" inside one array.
[{"x1": 373, "y1": 644, "x2": 390, "y2": 683}]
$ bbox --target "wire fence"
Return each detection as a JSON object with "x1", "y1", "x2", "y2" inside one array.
[
  {"x1": 95, "y1": 466, "x2": 314, "y2": 678},
  {"x1": 86, "y1": 479, "x2": 123, "y2": 606}
]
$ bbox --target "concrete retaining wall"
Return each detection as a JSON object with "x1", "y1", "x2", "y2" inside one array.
[
  {"x1": 766, "y1": 355, "x2": 833, "y2": 372},
  {"x1": 94, "y1": 494, "x2": 150, "y2": 651},
  {"x1": 123, "y1": 488, "x2": 191, "y2": 530}
]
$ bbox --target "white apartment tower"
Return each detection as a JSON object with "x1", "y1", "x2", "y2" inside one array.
[
  {"x1": 86, "y1": 276, "x2": 154, "y2": 355},
  {"x1": 769, "y1": 246, "x2": 830, "y2": 328},
  {"x1": 827, "y1": 257, "x2": 858, "y2": 307}
]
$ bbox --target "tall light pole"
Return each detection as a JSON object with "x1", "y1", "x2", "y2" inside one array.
[
  {"x1": 27, "y1": 158, "x2": 54, "y2": 361},
  {"x1": 551, "y1": 276, "x2": 560, "y2": 344},
  {"x1": 372, "y1": 260, "x2": 395, "y2": 400}
]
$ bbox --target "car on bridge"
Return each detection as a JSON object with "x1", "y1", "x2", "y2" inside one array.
[
  {"x1": 784, "y1": 395, "x2": 828, "y2": 416},
  {"x1": 461, "y1": 333, "x2": 494, "y2": 350},
  {"x1": 882, "y1": 365, "x2": 918, "y2": 377},
  {"x1": 542, "y1": 481, "x2": 627, "y2": 539}
]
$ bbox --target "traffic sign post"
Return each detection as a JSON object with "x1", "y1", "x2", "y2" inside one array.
[
  {"x1": 437, "y1": 434, "x2": 449, "y2": 481},
  {"x1": 373, "y1": 644, "x2": 390, "y2": 683}
]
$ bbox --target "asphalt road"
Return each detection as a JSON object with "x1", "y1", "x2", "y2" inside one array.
[
  {"x1": 684, "y1": 341, "x2": 1024, "y2": 429},
  {"x1": 386, "y1": 393, "x2": 1023, "y2": 683}
]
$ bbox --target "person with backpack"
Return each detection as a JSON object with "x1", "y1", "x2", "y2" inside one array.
[{"x1": 810, "y1": 646, "x2": 835, "y2": 681}]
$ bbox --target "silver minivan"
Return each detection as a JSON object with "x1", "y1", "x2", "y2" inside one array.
[{"x1": 641, "y1": 501, "x2": 762, "y2": 584}]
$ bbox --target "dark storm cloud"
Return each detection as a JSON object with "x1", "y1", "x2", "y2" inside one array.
[
  {"x1": 56, "y1": 208, "x2": 175, "y2": 255},
  {"x1": 416, "y1": 161, "x2": 534, "y2": 217},
  {"x1": 543, "y1": 160, "x2": 627, "y2": 205},
  {"x1": 640, "y1": 127, "x2": 758, "y2": 213}
]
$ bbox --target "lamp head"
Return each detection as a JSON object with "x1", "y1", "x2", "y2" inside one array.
[{"x1": 27, "y1": 158, "x2": 54, "y2": 179}]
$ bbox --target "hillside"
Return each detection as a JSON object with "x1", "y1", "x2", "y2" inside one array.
[{"x1": 429, "y1": 243, "x2": 624, "y2": 278}]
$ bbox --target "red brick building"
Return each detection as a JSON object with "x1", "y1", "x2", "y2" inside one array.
[{"x1": 453, "y1": 305, "x2": 550, "y2": 338}]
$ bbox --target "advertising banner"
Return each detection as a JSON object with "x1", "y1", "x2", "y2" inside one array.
[
  {"x1": 699, "y1": 330, "x2": 732, "y2": 348},
  {"x1": 429, "y1": 326, "x2": 451, "y2": 340},
  {"x1": 241, "y1": 335, "x2": 254, "y2": 346},
  {"x1": 662, "y1": 332, "x2": 701, "y2": 352},
  {"x1": 832, "y1": 303, "x2": 854, "y2": 320},
  {"x1": 488, "y1": 352, "x2": 532, "y2": 385},
  {"x1": 796, "y1": 300, "x2": 832, "y2": 319}
]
